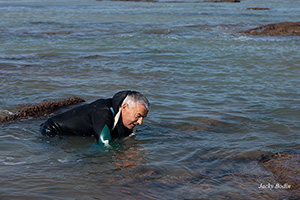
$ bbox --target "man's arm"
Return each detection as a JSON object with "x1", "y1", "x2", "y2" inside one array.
[
  {"x1": 99, "y1": 124, "x2": 111, "y2": 145},
  {"x1": 92, "y1": 107, "x2": 114, "y2": 144}
]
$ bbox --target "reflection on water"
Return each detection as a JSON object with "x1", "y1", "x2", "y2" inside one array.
[{"x1": 113, "y1": 143, "x2": 146, "y2": 169}]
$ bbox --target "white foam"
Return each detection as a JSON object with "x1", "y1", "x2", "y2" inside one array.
[
  {"x1": 1, "y1": 157, "x2": 27, "y2": 165},
  {"x1": 58, "y1": 159, "x2": 70, "y2": 163},
  {"x1": 0, "y1": 109, "x2": 13, "y2": 115},
  {"x1": 3, "y1": 161, "x2": 27, "y2": 165},
  {"x1": 0, "y1": 135, "x2": 21, "y2": 140}
]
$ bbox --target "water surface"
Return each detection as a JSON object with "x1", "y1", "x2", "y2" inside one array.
[{"x1": 1, "y1": 0, "x2": 300, "y2": 199}]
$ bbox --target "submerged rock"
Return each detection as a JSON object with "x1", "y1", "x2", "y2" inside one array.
[
  {"x1": 106, "y1": 167, "x2": 164, "y2": 186},
  {"x1": 205, "y1": 0, "x2": 240, "y2": 2},
  {"x1": 240, "y1": 22, "x2": 300, "y2": 36},
  {"x1": 106, "y1": 0, "x2": 158, "y2": 2},
  {"x1": 172, "y1": 116, "x2": 228, "y2": 132},
  {"x1": 44, "y1": 31, "x2": 73, "y2": 35},
  {"x1": 247, "y1": 7, "x2": 270, "y2": 10},
  {"x1": 97, "y1": 0, "x2": 240, "y2": 2},
  {"x1": 0, "y1": 97, "x2": 85, "y2": 123},
  {"x1": 144, "y1": 28, "x2": 172, "y2": 35},
  {"x1": 261, "y1": 152, "x2": 300, "y2": 192}
]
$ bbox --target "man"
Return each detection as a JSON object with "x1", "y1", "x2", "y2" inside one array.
[{"x1": 40, "y1": 91, "x2": 149, "y2": 145}]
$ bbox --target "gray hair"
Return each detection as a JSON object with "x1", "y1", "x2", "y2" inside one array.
[{"x1": 122, "y1": 91, "x2": 150, "y2": 110}]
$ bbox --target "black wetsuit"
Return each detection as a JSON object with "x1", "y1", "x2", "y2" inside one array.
[{"x1": 40, "y1": 91, "x2": 132, "y2": 144}]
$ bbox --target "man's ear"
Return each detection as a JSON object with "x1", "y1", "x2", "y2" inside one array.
[{"x1": 121, "y1": 103, "x2": 128, "y2": 110}]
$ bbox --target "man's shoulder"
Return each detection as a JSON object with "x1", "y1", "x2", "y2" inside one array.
[
  {"x1": 88, "y1": 98, "x2": 114, "y2": 118},
  {"x1": 90, "y1": 98, "x2": 112, "y2": 107}
]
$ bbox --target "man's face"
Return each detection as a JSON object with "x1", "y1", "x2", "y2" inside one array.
[{"x1": 121, "y1": 103, "x2": 148, "y2": 130}]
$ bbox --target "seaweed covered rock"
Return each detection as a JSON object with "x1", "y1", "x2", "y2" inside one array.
[
  {"x1": 0, "y1": 97, "x2": 85, "y2": 123},
  {"x1": 241, "y1": 22, "x2": 300, "y2": 36}
]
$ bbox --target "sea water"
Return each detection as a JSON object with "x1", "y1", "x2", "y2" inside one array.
[{"x1": 0, "y1": 0, "x2": 300, "y2": 199}]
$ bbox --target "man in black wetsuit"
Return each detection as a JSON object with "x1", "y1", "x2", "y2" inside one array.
[{"x1": 40, "y1": 91, "x2": 149, "y2": 145}]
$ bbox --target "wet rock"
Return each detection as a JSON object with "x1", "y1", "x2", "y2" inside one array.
[
  {"x1": 261, "y1": 152, "x2": 300, "y2": 192},
  {"x1": 23, "y1": 31, "x2": 73, "y2": 36},
  {"x1": 106, "y1": 167, "x2": 164, "y2": 185},
  {"x1": 0, "y1": 97, "x2": 85, "y2": 123},
  {"x1": 109, "y1": 0, "x2": 158, "y2": 2},
  {"x1": 205, "y1": 0, "x2": 240, "y2": 2},
  {"x1": 247, "y1": 7, "x2": 270, "y2": 10},
  {"x1": 173, "y1": 117, "x2": 228, "y2": 132},
  {"x1": 240, "y1": 22, "x2": 300, "y2": 36},
  {"x1": 45, "y1": 31, "x2": 73, "y2": 35},
  {"x1": 97, "y1": 0, "x2": 240, "y2": 2},
  {"x1": 162, "y1": 1, "x2": 185, "y2": 2},
  {"x1": 144, "y1": 28, "x2": 172, "y2": 35}
]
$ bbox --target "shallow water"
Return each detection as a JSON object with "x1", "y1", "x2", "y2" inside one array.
[{"x1": 1, "y1": 0, "x2": 300, "y2": 199}]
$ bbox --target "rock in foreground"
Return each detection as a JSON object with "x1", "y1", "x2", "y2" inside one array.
[{"x1": 261, "y1": 152, "x2": 300, "y2": 192}]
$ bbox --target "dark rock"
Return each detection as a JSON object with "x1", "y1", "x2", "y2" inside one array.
[
  {"x1": 111, "y1": 0, "x2": 158, "y2": 2},
  {"x1": 144, "y1": 28, "x2": 172, "y2": 34},
  {"x1": 152, "y1": 0, "x2": 191, "y2": 2},
  {"x1": 96, "y1": 0, "x2": 240, "y2": 2},
  {"x1": 0, "y1": 97, "x2": 85, "y2": 123},
  {"x1": 106, "y1": 167, "x2": 164, "y2": 186},
  {"x1": 205, "y1": 0, "x2": 240, "y2": 2},
  {"x1": 240, "y1": 22, "x2": 300, "y2": 36},
  {"x1": 45, "y1": 31, "x2": 73, "y2": 35},
  {"x1": 173, "y1": 117, "x2": 227, "y2": 132},
  {"x1": 247, "y1": 7, "x2": 270, "y2": 10},
  {"x1": 24, "y1": 31, "x2": 73, "y2": 36}
]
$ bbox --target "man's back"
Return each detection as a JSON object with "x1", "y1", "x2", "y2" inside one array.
[{"x1": 41, "y1": 99, "x2": 114, "y2": 139}]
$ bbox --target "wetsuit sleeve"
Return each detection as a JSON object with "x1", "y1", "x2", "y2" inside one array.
[
  {"x1": 99, "y1": 124, "x2": 111, "y2": 144},
  {"x1": 91, "y1": 108, "x2": 114, "y2": 144}
]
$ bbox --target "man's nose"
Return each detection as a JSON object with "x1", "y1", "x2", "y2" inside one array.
[{"x1": 137, "y1": 117, "x2": 143, "y2": 125}]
